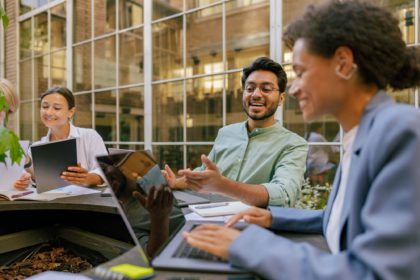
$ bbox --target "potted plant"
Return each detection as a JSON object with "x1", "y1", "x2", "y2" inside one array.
[{"x1": 0, "y1": 5, "x2": 24, "y2": 166}]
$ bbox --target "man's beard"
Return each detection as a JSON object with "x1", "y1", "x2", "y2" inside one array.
[{"x1": 243, "y1": 101, "x2": 278, "y2": 121}]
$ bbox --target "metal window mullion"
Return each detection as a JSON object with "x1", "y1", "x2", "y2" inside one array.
[
  {"x1": 31, "y1": 16, "x2": 36, "y2": 141},
  {"x1": 0, "y1": 0, "x2": 4, "y2": 78},
  {"x1": 91, "y1": 0, "x2": 95, "y2": 128},
  {"x1": 116, "y1": 0, "x2": 120, "y2": 144},
  {"x1": 18, "y1": 0, "x2": 66, "y2": 22},
  {"x1": 143, "y1": 0, "x2": 152, "y2": 151},
  {"x1": 66, "y1": 0, "x2": 73, "y2": 90},
  {"x1": 48, "y1": 8, "x2": 51, "y2": 88},
  {"x1": 182, "y1": 2, "x2": 187, "y2": 169},
  {"x1": 415, "y1": 0, "x2": 419, "y2": 108},
  {"x1": 222, "y1": 1, "x2": 226, "y2": 127},
  {"x1": 15, "y1": 0, "x2": 21, "y2": 135}
]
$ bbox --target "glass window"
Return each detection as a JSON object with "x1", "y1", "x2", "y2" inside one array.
[
  {"x1": 379, "y1": 0, "x2": 415, "y2": 44},
  {"x1": 94, "y1": 36, "x2": 116, "y2": 89},
  {"x1": 119, "y1": 28, "x2": 144, "y2": 85},
  {"x1": 51, "y1": 50, "x2": 67, "y2": 86},
  {"x1": 34, "y1": 12, "x2": 49, "y2": 56},
  {"x1": 186, "y1": 76, "x2": 223, "y2": 141},
  {"x1": 34, "y1": 99, "x2": 48, "y2": 141},
  {"x1": 153, "y1": 0, "x2": 183, "y2": 20},
  {"x1": 34, "y1": 55, "x2": 49, "y2": 98},
  {"x1": 74, "y1": 0, "x2": 92, "y2": 43},
  {"x1": 186, "y1": 0, "x2": 220, "y2": 10},
  {"x1": 152, "y1": 17, "x2": 183, "y2": 81},
  {"x1": 119, "y1": 0, "x2": 144, "y2": 29},
  {"x1": 152, "y1": 82, "x2": 183, "y2": 142},
  {"x1": 19, "y1": 102, "x2": 32, "y2": 141},
  {"x1": 19, "y1": 60, "x2": 33, "y2": 101},
  {"x1": 186, "y1": 145, "x2": 213, "y2": 169},
  {"x1": 20, "y1": 19, "x2": 32, "y2": 59},
  {"x1": 95, "y1": 91, "x2": 117, "y2": 141},
  {"x1": 152, "y1": 145, "x2": 184, "y2": 172},
  {"x1": 34, "y1": 0, "x2": 49, "y2": 9},
  {"x1": 51, "y1": 4, "x2": 67, "y2": 51},
  {"x1": 120, "y1": 144, "x2": 144, "y2": 150},
  {"x1": 74, "y1": 93, "x2": 93, "y2": 128},
  {"x1": 94, "y1": 0, "x2": 116, "y2": 37},
  {"x1": 226, "y1": 71, "x2": 245, "y2": 125},
  {"x1": 186, "y1": 5, "x2": 223, "y2": 76},
  {"x1": 120, "y1": 87, "x2": 144, "y2": 142},
  {"x1": 73, "y1": 43, "x2": 92, "y2": 92},
  {"x1": 20, "y1": 0, "x2": 32, "y2": 15},
  {"x1": 226, "y1": 0, "x2": 269, "y2": 70},
  {"x1": 389, "y1": 87, "x2": 416, "y2": 105}
]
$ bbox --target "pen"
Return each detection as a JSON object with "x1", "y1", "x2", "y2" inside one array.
[
  {"x1": 11, "y1": 190, "x2": 34, "y2": 199},
  {"x1": 194, "y1": 202, "x2": 230, "y2": 209}
]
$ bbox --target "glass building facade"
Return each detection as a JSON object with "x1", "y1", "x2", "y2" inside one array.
[{"x1": 3, "y1": 0, "x2": 419, "y2": 191}]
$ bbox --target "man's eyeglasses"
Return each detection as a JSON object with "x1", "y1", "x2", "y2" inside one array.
[{"x1": 244, "y1": 84, "x2": 280, "y2": 96}]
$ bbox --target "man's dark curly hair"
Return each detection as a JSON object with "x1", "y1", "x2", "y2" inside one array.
[
  {"x1": 241, "y1": 57, "x2": 288, "y2": 93},
  {"x1": 283, "y1": 0, "x2": 420, "y2": 90}
]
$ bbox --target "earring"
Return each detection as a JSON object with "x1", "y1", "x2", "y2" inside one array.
[{"x1": 335, "y1": 63, "x2": 358, "y2": 80}]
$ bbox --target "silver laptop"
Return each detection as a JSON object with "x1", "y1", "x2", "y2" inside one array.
[
  {"x1": 0, "y1": 140, "x2": 30, "y2": 189},
  {"x1": 97, "y1": 152, "x2": 246, "y2": 273},
  {"x1": 31, "y1": 138, "x2": 77, "y2": 193}
]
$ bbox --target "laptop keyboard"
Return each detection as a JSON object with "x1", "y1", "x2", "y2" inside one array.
[{"x1": 174, "y1": 240, "x2": 223, "y2": 262}]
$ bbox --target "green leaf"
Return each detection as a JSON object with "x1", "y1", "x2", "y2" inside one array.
[
  {"x1": 0, "y1": 127, "x2": 24, "y2": 166},
  {"x1": 2, "y1": 14, "x2": 9, "y2": 29},
  {"x1": 0, "y1": 90, "x2": 6, "y2": 112}
]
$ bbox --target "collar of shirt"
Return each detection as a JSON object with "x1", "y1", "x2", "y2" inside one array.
[
  {"x1": 44, "y1": 123, "x2": 80, "y2": 142},
  {"x1": 244, "y1": 120, "x2": 283, "y2": 137}
]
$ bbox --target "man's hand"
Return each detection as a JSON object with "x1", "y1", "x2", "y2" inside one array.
[
  {"x1": 61, "y1": 163, "x2": 103, "y2": 186},
  {"x1": 225, "y1": 207, "x2": 273, "y2": 228},
  {"x1": 132, "y1": 186, "x2": 173, "y2": 219},
  {"x1": 178, "y1": 155, "x2": 225, "y2": 193},
  {"x1": 183, "y1": 224, "x2": 241, "y2": 260},
  {"x1": 14, "y1": 172, "x2": 32, "y2": 190}
]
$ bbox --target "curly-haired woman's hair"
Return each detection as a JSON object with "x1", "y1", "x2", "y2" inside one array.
[
  {"x1": 41, "y1": 86, "x2": 75, "y2": 109},
  {"x1": 241, "y1": 57, "x2": 288, "y2": 93},
  {"x1": 283, "y1": 0, "x2": 420, "y2": 90}
]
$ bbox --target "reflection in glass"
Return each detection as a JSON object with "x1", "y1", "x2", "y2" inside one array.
[
  {"x1": 226, "y1": 0, "x2": 269, "y2": 70},
  {"x1": 95, "y1": 91, "x2": 117, "y2": 141},
  {"x1": 153, "y1": 0, "x2": 183, "y2": 20},
  {"x1": 20, "y1": 102, "x2": 32, "y2": 141},
  {"x1": 34, "y1": 55, "x2": 49, "y2": 98},
  {"x1": 73, "y1": 43, "x2": 92, "y2": 92},
  {"x1": 34, "y1": 99, "x2": 49, "y2": 141},
  {"x1": 120, "y1": 144, "x2": 144, "y2": 151},
  {"x1": 34, "y1": 12, "x2": 49, "y2": 55},
  {"x1": 388, "y1": 87, "x2": 415, "y2": 105},
  {"x1": 186, "y1": 5, "x2": 223, "y2": 76},
  {"x1": 120, "y1": 87, "x2": 144, "y2": 142},
  {"x1": 379, "y1": 0, "x2": 414, "y2": 44},
  {"x1": 19, "y1": 60, "x2": 33, "y2": 101},
  {"x1": 186, "y1": 145, "x2": 213, "y2": 169},
  {"x1": 51, "y1": 50, "x2": 66, "y2": 86},
  {"x1": 186, "y1": 0, "x2": 219, "y2": 10},
  {"x1": 152, "y1": 145, "x2": 184, "y2": 173},
  {"x1": 119, "y1": 28, "x2": 144, "y2": 86},
  {"x1": 51, "y1": 4, "x2": 67, "y2": 50},
  {"x1": 34, "y1": 0, "x2": 49, "y2": 9},
  {"x1": 20, "y1": 19, "x2": 32, "y2": 59},
  {"x1": 152, "y1": 82, "x2": 183, "y2": 142},
  {"x1": 20, "y1": 0, "x2": 32, "y2": 15},
  {"x1": 152, "y1": 18, "x2": 183, "y2": 81},
  {"x1": 186, "y1": 76, "x2": 223, "y2": 141},
  {"x1": 74, "y1": 93, "x2": 93, "y2": 128},
  {"x1": 94, "y1": 36, "x2": 116, "y2": 89},
  {"x1": 94, "y1": 0, "x2": 116, "y2": 36},
  {"x1": 226, "y1": 72, "x2": 245, "y2": 125},
  {"x1": 74, "y1": 0, "x2": 92, "y2": 43},
  {"x1": 119, "y1": 0, "x2": 144, "y2": 29}
]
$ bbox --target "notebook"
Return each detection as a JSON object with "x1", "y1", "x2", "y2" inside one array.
[
  {"x1": 30, "y1": 138, "x2": 77, "y2": 193},
  {"x1": 97, "y1": 152, "x2": 247, "y2": 273},
  {"x1": 0, "y1": 140, "x2": 30, "y2": 190}
]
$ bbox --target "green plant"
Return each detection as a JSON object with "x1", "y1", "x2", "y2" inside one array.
[{"x1": 0, "y1": 6, "x2": 24, "y2": 166}]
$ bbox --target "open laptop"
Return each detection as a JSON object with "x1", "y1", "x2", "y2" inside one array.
[
  {"x1": 108, "y1": 147, "x2": 210, "y2": 207},
  {"x1": 31, "y1": 138, "x2": 77, "y2": 193},
  {"x1": 0, "y1": 140, "x2": 30, "y2": 189},
  {"x1": 97, "y1": 152, "x2": 246, "y2": 273}
]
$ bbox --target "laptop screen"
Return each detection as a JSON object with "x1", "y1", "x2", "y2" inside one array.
[{"x1": 97, "y1": 151, "x2": 186, "y2": 258}]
